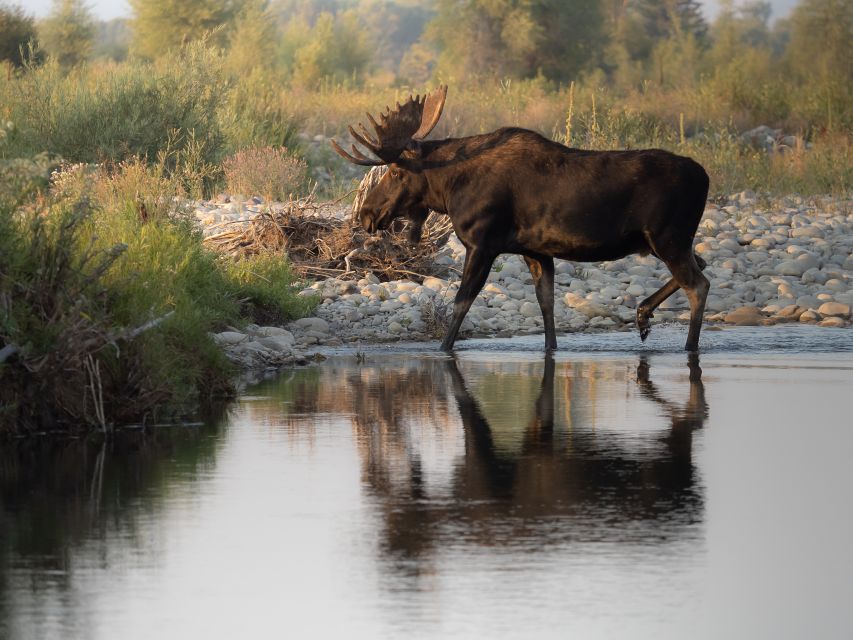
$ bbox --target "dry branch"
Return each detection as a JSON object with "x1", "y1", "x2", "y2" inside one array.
[{"x1": 204, "y1": 195, "x2": 455, "y2": 282}]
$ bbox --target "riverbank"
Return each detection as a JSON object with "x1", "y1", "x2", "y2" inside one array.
[{"x1": 200, "y1": 192, "x2": 852, "y2": 367}]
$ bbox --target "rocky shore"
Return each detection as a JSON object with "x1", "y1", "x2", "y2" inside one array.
[{"x1": 195, "y1": 192, "x2": 852, "y2": 369}]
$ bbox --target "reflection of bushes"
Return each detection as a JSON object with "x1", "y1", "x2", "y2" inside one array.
[{"x1": 0, "y1": 416, "x2": 225, "y2": 576}]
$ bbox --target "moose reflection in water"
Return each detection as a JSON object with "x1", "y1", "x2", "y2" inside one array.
[{"x1": 263, "y1": 355, "x2": 709, "y2": 577}]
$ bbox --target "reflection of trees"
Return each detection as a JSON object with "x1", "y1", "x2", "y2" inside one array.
[{"x1": 0, "y1": 409, "x2": 228, "y2": 635}]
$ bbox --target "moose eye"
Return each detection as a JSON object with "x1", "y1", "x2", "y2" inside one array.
[{"x1": 390, "y1": 169, "x2": 401, "y2": 179}]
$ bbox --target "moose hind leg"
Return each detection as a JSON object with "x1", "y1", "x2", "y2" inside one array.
[
  {"x1": 637, "y1": 252, "x2": 707, "y2": 342},
  {"x1": 662, "y1": 252, "x2": 709, "y2": 352},
  {"x1": 441, "y1": 248, "x2": 494, "y2": 351},
  {"x1": 523, "y1": 255, "x2": 557, "y2": 351}
]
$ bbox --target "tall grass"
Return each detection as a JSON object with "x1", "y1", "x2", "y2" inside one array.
[
  {"x1": 0, "y1": 160, "x2": 314, "y2": 434},
  {"x1": 299, "y1": 79, "x2": 850, "y2": 196}
]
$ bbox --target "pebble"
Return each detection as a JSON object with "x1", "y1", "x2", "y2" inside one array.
[{"x1": 195, "y1": 193, "x2": 851, "y2": 360}]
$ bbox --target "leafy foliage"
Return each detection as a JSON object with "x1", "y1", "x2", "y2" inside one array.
[
  {"x1": 0, "y1": 2, "x2": 41, "y2": 67},
  {"x1": 128, "y1": 0, "x2": 242, "y2": 59},
  {"x1": 39, "y1": 0, "x2": 95, "y2": 67}
]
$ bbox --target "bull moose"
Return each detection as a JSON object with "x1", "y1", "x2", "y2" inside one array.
[{"x1": 331, "y1": 86, "x2": 710, "y2": 352}]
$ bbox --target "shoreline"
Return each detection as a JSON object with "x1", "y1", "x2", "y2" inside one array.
[{"x1": 195, "y1": 192, "x2": 852, "y2": 370}]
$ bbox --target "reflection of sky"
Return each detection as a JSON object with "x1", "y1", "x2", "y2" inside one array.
[{"x1": 25, "y1": 0, "x2": 799, "y2": 21}]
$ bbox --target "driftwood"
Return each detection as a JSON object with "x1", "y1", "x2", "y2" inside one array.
[{"x1": 204, "y1": 182, "x2": 455, "y2": 282}]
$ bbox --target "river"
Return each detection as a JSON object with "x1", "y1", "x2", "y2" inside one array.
[{"x1": 1, "y1": 325, "x2": 852, "y2": 639}]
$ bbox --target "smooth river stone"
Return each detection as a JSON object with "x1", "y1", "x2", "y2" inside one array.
[
  {"x1": 818, "y1": 302, "x2": 851, "y2": 318},
  {"x1": 724, "y1": 306, "x2": 764, "y2": 325}
]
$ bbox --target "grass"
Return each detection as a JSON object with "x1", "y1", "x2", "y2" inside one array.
[
  {"x1": 281, "y1": 79, "x2": 851, "y2": 197},
  {"x1": 0, "y1": 158, "x2": 314, "y2": 435}
]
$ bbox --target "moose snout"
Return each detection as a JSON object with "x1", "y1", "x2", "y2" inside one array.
[
  {"x1": 360, "y1": 214, "x2": 377, "y2": 233},
  {"x1": 361, "y1": 208, "x2": 390, "y2": 234}
]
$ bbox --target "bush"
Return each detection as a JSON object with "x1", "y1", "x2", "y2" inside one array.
[
  {"x1": 0, "y1": 158, "x2": 314, "y2": 434},
  {"x1": 218, "y1": 70, "x2": 300, "y2": 150},
  {"x1": 221, "y1": 252, "x2": 317, "y2": 325},
  {"x1": 222, "y1": 146, "x2": 310, "y2": 200},
  {"x1": 1, "y1": 44, "x2": 227, "y2": 168}
]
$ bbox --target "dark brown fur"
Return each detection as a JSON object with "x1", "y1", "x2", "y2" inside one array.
[{"x1": 358, "y1": 127, "x2": 711, "y2": 351}]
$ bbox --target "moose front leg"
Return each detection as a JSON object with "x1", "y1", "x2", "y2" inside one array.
[
  {"x1": 523, "y1": 255, "x2": 557, "y2": 351},
  {"x1": 440, "y1": 248, "x2": 495, "y2": 351}
]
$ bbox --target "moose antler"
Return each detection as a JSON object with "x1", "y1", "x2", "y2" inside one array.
[{"x1": 331, "y1": 85, "x2": 448, "y2": 166}]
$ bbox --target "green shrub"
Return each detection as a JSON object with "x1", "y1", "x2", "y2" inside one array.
[
  {"x1": 0, "y1": 157, "x2": 314, "y2": 434},
  {"x1": 221, "y1": 252, "x2": 317, "y2": 325},
  {"x1": 218, "y1": 69, "x2": 300, "y2": 151},
  {"x1": 1, "y1": 44, "x2": 227, "y2": 167}
]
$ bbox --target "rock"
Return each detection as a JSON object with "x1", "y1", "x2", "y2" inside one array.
[
  {"x1": 791, "y1": 226, "x2": 824, "y2": 239},
  {"x1": 520, "y1": 301, "x2": 540, "y2": 318},
  {"x1": 799, "y1": 309, "x2": 821, "y2": 322},
  {"x1": 819, "y1": 316, "x2": 847, "y2": 328},
  {"x1": 777, "y1": 304, "x2": 804, "y2": 320},
  {"x1": 774, "y1": 260, "x2": 807, "y2": 276},
  {"x1": 817, "y1": 302, "x2": 851, "y2": 318},
  {"x1": 257, "y1": 326, "x2": 293, "y2": 338},
  {"x1": 576, "y1": 301, "x2": 611, "y2": 319},
  {"x1": 258, "y1": 336, "x2": 294, "y2": 352},
  {"x1": 563, "y1": 292, "x2": 586, "y2": 307},
  {"x1": 212, "y1": 331, "x2": 247, "y2": 346},
  {"x1": 290, "y1": 317, "x2": 330, "y2": 333},
  {"x1": 795, "y1": 295, "x2": 821, "y2": 309},
  {"x1": 724, "y1": 306, "x2": 764, "y2": 326},
  {"x1": 422, "y1": 277, "x2": 448, "y2": 292}
]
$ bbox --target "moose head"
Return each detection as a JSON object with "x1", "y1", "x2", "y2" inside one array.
[{"x1": 331, "y1": 86, "x2": 448, "y2": 239}]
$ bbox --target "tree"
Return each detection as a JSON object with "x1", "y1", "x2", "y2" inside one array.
[
  {"x1": 634, "y1": 0, "x2": 707, "y2": 42},
  {"x1": 39, "y1": 0, "x2": 95, "y2": 67},
  {"x1": 787, "y1": 0, "x2": 852, "y2": 83},
  {"x1": 426, "y1": 0, "x2": 606, "y2": 82},
  {"x1": 0, "y1": 3, "x2": 40, "y2": 67},
  {"x1": 226, "y1": 0, "x2": 278, "y2": 76},
  {"x1": 531, "y1": 0, "x2": 607, "y2": 82},
  {"x1": 129, "y1": 0, "x2": 243, "y2": 59},
  {"x1": 786, "y1": 0, "x2": 852, "y2": 129},
  {"x1": 287, "y1": 10, "x2": 372, "y2": 86}
]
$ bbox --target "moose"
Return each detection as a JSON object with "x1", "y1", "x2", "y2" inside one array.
[{"x1": 331, "y1": 86, "x2": 710, "y2": 352}]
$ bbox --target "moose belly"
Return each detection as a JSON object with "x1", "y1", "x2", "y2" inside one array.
[{"x1": 511, "y1": 226, "x2": 650, "y2": 263}]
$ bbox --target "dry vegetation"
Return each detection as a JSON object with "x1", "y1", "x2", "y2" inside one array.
[{"x1": 204, "y1": 196, "x2": 455, "y2": 282}]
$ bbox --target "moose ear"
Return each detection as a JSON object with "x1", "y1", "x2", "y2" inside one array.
[{"x1": 404, "y1": 140, "x2": 423, "y2": 156}]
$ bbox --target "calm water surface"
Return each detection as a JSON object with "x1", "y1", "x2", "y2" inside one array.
[{"x1": 1, "y1": 326, "x2": 852, "y2": 639}]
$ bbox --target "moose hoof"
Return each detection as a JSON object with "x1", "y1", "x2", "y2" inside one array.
[{"x1": 637, "y1": 312, "x2": 652, "y2": 342}]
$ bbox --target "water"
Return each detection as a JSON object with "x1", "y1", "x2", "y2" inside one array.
[{"x1": 1, "y1": 326, "x2": 852, "y2": 639}]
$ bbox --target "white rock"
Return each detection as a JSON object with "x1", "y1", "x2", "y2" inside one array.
[
  {"x1": 212, "y1": 331, "x2": 247, "y2": 346},
  {"x1": 520, "y1": 301, "x2": 540, "y2": 318},
  {"x1": 422, "y1": 277, "x2": 448, "y2": 291},
  {"x1": 290, "y1": 317, "x2": 330, "y2": 333}
]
